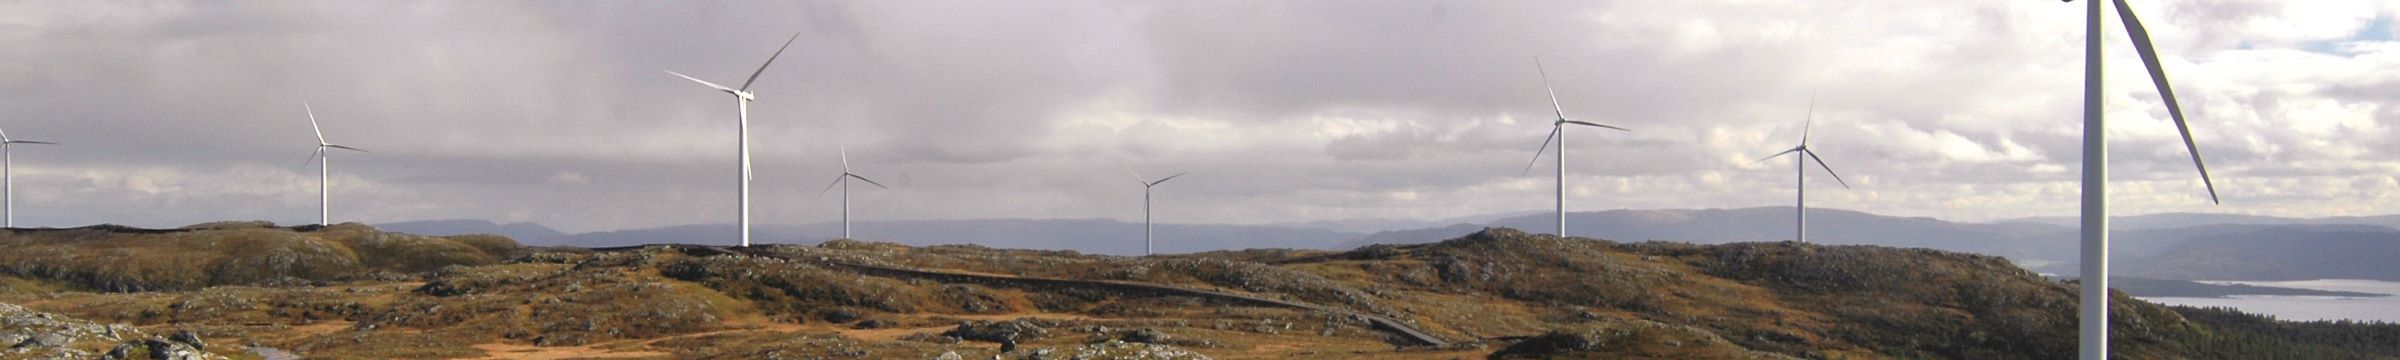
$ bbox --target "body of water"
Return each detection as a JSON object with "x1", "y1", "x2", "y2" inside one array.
[{"x1": 2140, "y1": 279, "x2": 2400, "y2": 323}]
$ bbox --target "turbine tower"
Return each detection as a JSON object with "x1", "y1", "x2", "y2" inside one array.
[
  {"x1": 1752, "y1": 95, "x2": 1848, "y2": 243},
  {"x1": 1131, "y1": 170, "x2": 1185, "y2": 256},
  {"x1": 817, "y1": 147, "x2": 887, "y2": 240},
  {"x1": 0, "y1": 126, "x2": 57, "y2": 228},
  {"x1": 2068, "y1": 0, "x2": 2220, "y2": 358},
  {"x1": 1521, "y1": 58, "x2": 1628, "y2": 237},
  {"x1": 301, "y1": 102, "x2": 369, "y2": 226},
  {"x1": 666, "y1": 32, "x2": 801, "y2": 247}
]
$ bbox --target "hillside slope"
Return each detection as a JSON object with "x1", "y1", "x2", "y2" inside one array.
[
  {"x1": 0, "y1": 222, "x2": 517, "y2": 292},
  {"x1": 0, "y1": 224, "x2": 2392, "y2": 359}
]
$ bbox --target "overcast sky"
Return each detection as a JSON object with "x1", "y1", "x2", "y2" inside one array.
[{"x1": 0, "y1": 1, "x2": 2393, "y2": 233}]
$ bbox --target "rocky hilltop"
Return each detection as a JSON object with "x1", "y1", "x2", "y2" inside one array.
[{"x1": 0, "y1": 224, "x2": 2394, "y2": 359}]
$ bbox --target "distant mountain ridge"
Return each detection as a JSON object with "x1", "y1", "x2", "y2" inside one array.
[
  {"x1": 1268, "y1": 210, "x2": 1546, "y2": 233},
  {"x1": 390, "y1": 218, "x2": 1358, "y2": 256},
  {"x1": 2111, "y1": 226, "x2": 2400, "y2": 281},
  {"x1": 2004, "y1": 212, "x2": 2400, "y2": 231},
  {"x1": 384, "y1": 208, "x2": 2400, "y2": 280},
  {"x1": 1344, "y1": 207, "x2": 2065, "y2": 260},
  {"x1": 377, "y1": 219, "x2": 566, "y2": 244}
]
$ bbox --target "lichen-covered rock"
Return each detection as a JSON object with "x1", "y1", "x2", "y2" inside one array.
[
  {"x1": 0, "y1": 302, "x2": 227, "y2": 360},
  {"x1": 945, "y1": 319, "x2": 1052, "y2": 343},
  {"x1": 1014, "y1": 340, "x2": 1210, "y2": 360},
  {"x1": 1118, "y1": 328, "x2": 1172, "y2": 344}
]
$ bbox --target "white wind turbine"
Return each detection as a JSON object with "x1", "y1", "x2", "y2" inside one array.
[
  {"x1": 2066, "y1": 0, "x2": 2220, "y2": 358},
  {"x1": 666, "y1": 32, "x2": 801, "y2": 247},
  {"x1": 1751, "y1": 95, "x2": 1848, "y2": 243},
  {"x1": 0, "y1": 126, "x2": 58, "y2": 228},
  {"x1": 816, "y1": 147, "x2": 887, "y2": 240},
  {"x1": 1131, "y1": 170, "x2": 1186, "y2": 256},
  {"x1": 301, "y1": 102, "x2": 369, "y2": 226},
  {"x1": 1521, "y1": 58, "x2": 1629, "y2": 237}
]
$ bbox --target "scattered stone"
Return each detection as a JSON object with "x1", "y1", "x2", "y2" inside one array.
[
  {"x1": 897, "y1": 332, "x2": 961, "y2": 344},
  {"x1": 934, "y1": 351, "x2": 964, "y2": 360},
  {"x1": 1010, "y1": 340, "x2": 1211, "y2": 360},
  {"x1": 169, "y1": 331, "x2": 205, "y2": 350},
  {"x1": 104, "y1": 343, "x2": 137, "y2": 359},
  {"x1": 16, "y1": 333, "x2": 67, "y2": 348},
  {"x1": 1119, "y1": 328, "x2": 1172, "y2": 344},
  {"x1": 819, "y1": 307, "x2": 866, "y2": 323},
  {"x1": 944, "y1": 319, "x2": 1051, "y2": 343},
  {"x1": 853, "y1": 318, "x2": 893, "y2": 330},
  {"x1": 142, "y1": 337, "x2": 217, "y2": 360}
]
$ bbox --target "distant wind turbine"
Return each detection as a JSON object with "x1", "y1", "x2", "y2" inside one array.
[
  {"x1": 666, "y1": 32, "x2": 801, "y2": 247},
  {"x1": 2066, "y1": 0, "x2": 2221, "y2": 359},
  {"x1": 1751, "y1": 95, "x2": 1848, "y2": 243},
  {"x1": 816, "y1": 147, "x2": 887, "y2": 240},
  {"x1": 0, "y1": 126, "x2": 57, "y2": 228},
  {"x1": 301, "y1": 102, "x2": 369, "y2": 226},
  {"x1": 1131, "y1": 170, "x2": 1186, "y2": 256},
  {"x1": 1521, "y1": 58, "x2": 1629, "y2": 237}
]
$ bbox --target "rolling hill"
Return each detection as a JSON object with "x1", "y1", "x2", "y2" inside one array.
[{"x1": 2, "y1": 223, "x2": 2396, "y2": 359}]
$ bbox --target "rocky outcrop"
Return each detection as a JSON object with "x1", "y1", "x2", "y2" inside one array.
[
  {"x1": 0, "y1": 302, "x2": 224, "y2": 360},
  {"x1": 943, "y1": 319, "x2": 1053, "y2": 343},
  {"x1": 1013, "y1": 340, "x2": 1211, "y2": 360}
]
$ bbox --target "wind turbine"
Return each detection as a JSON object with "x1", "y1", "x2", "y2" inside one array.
[
  {"x1": 301, "y1": 102, "x2": 369, "y2": 226},
  {"x1": 1131, "y1": 170, "x2": 1186, "y2": 256},
  {"x1": 1751, "y1": 95, "x2": 1848, "y2": 243},
  {"x1": 816, "y1": 147, "x2": 887, "y2": 240},
  {"x1": 665, "y1": 32, "x2": 800, "y2": 247},
  {"x1": 1521, "y1": 58, "x2": 1629, "y2": 237},
  {"x1": 2066, "y1": 0, "x2": 2220, "y2": 358},
  {"x1": 0, "y1": 126, "x2": 57, "y2": 228}
]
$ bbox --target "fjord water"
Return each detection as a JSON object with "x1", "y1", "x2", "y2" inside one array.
[{"x1": 2140, "y1": 279, "x2": 2400, "y2": 323}]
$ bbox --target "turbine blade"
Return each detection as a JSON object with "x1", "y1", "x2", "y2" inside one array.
[
  {"x1": 0, "y1": 126, "x2": 10, "y2": 142},
  {"x1": 665, "y1": 70, "x2": 738, "y2": 93},
  {"x1": 814, "y1": 176, "x2": 844, "y2": 200},
  {"x1": 1751, "y1": 147, "x2": 1801, "y2": 165},
  {"x1": 839, "y1": 145, "x2": 851, "y2": 173},
  {"x1": 1151, "y1": 172, "x2": 1188, "y2": 186},
  {"x1": 848, "y1": 173, "x2": 890, "y2": 189},
  {"x1": 7, "y1": 140, "x2": 58, "y2": 145},
  {"x1": 2115, "y1": 0, "x2": 2219, "y2": 204},
  {"x1": 1536, "y1": 57, "x2": 1566, "y2": 121},
  {"x1": 1522, "y1": 125, "x2": 1560, "y2": 175},
  {"x1": 1803, "y1": 148, "x2": 1850, "y2": 189},
  {"x1": 306, "y1": 102, "x2": 326, "y2": 144},
  {"x1": 1562, "y1": 120, "x2": 1629, "y2": 132},
  {"x1": 741, "y1": 32, "x2": 803, "y2": 91},
  {"x1": 1801, "y1": 91, "x2": 1817, "y2": 146},
  {"x1": 1128, "y1": 169, "x2": 1149, "y2": 185},
  {"x1": 324, "y1": 144, "x2": 370, "y2": 153},
  {"x1": 301, "y1": 148, "x2": 324, "y2": 169}
]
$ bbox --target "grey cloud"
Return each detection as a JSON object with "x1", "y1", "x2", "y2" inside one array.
[{"x1": 0, "y1": 0, "x2": 2390, "y2": 233}]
